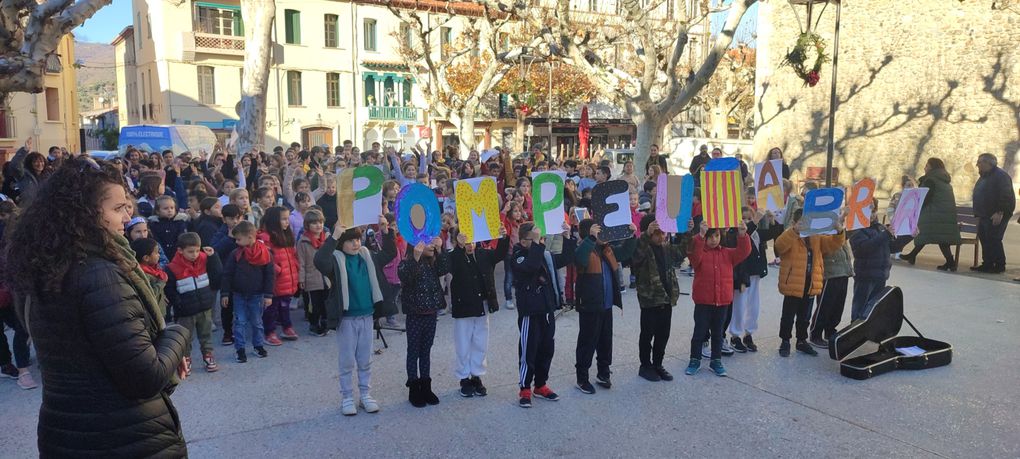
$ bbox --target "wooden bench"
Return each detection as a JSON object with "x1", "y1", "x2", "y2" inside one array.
[{"x1": 955, "y1": 206, "x2": 980, "y2": 268}]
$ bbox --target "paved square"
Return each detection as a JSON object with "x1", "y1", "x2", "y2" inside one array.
[{"x1": 2, "y1": 261, "x2": 1018, "y2": 458}]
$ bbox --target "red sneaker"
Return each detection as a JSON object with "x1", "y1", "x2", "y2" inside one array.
[
  {"x1": 518, "y1": 388, "x2": 532, "y2": 408},
  {"x1": 534, "y1": 385, "x2": 560, "y2": 401},
  {"x1": 265, "y1": 332, "x2": 284, "y2": 346},
  {"x1": 203, "y1": 353, "x2": 219, "y2": 373},
  {"x1": 281, "y1": 326, "x2": 299, "y2": 341}
]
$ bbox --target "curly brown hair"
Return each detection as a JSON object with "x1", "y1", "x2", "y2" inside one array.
[{"x1": 5, "y1": 157, "x2": 130, "y2": 296}]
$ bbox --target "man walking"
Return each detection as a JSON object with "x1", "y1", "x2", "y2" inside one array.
[{"x1": 971, "y1": 153, "x2": 1015, "y2": 274}]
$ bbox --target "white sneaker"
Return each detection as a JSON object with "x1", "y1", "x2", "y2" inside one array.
[
  {"x1": 721, "y1": 340, "x2": 735, "y2": 356},
  {"x1": 892, "y1": 253, "x2": 902, "y2": 260},
  {"x1": 505, "y1": 300, "x2": 515, "y2": 310},
  {"x1": 17, "y1": 372, "x2": 38, "y2": 390},
  {"x1": 360, "y1": 395, "x2": 380, "y2": 413},
  {"x1": 341, "y1": 398, "x2": 357, "y2": 416},
  {"x1": 701, "y1": 342, "x2": 711, "y2": 359}
]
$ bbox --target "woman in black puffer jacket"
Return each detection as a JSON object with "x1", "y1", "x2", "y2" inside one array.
[{"x1": 5, "y1": 157, "x2": 190, "y2": 458}]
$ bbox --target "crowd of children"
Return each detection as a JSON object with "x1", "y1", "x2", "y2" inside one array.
[{"x1": 0, "y1": 140, "x2": 900, "y2": 417}]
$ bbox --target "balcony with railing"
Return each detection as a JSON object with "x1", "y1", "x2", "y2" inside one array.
[
  {"x1": 363, "y1": 105, "x2": 422, "y2": 123},
  {"x1": 183, "y1": 8, "x2": 246, "y2": 58},
  {"x1": 195, "y1": 32, "x2": 245, "y2": 53}
]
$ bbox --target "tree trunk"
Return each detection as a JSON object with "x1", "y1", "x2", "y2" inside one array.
[
  {"x1": 236, "y1": 0, "x2": 276, "y2": 156},
  {"x1": 710, "y1": 105, "x2": 729, "y2": 139},
  {"x1": 453, "y1": 112, "x2": 477, "y2": 160},
  {"x1": 514, "y1": 111, "x2": 526, "y2": 154},
  {"x1": 633, "y1": 112, "x2": 664, "y2": 175}
]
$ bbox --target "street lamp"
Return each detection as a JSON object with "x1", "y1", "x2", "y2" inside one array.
[{"x1": 788, "y1": 0, "x2": 841, "y2": 187}]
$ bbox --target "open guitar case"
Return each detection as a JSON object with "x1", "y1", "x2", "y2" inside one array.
[{"x1": 828, "y1": 286, "x2": 952, "y2": 380}]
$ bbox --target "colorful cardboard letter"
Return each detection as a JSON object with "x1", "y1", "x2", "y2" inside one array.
[
  {"x1": 455, "y1": 177, "x2": 501, "y2": 243},
  {"x1": 395, "y1": 183, "x2": 442, "y2": 246},
  {"x1": 656, "y1": 174, "x2": 695, "y2": 233},
  {"x1": 337, "y1": 166, "x2": 385, "y2": 227},
  {"x1": 801, "y1": 188, "x2": 845, "y2": 236},
  {"x1": 890, "y1": 187, "x2": 929, "y2": 236},
  {"x1": 591, "y1": 180, "x2": 633, "y2": 241},
  {"x1": 755, "y1": 159, "x2": 786, "y2": 212},
  {"x1": 845, "y1": 178, "x2": 876, "y2": 230},
  {"x1": 532, "y1": 171, "x2": 566, "y2": 235},
  {"x1": 701, "y1": 160, "x2": 743, "y2": 228}
]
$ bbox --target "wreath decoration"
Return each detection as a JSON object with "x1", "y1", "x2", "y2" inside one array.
[{"x1": 782, "y1": 32, "x2": 829, "y2": 87}]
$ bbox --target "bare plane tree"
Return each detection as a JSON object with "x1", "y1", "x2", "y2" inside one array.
[
  {"x1": 479, "y1": 0, "x2": 756, "y2": 172},
  {"x1": 386, "y1": 1, "x2": 542, "y2": 158},
  {"x1": 0, "y1": 0, "x2": 112, "y2": 98}
]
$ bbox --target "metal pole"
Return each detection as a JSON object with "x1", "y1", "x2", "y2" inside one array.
[
  {"x1": 824, "y1": 0, "x2": 841, "y2": 187},
  {"x1": 548, "y1": 60, "x2": 554, "y2": 159}
]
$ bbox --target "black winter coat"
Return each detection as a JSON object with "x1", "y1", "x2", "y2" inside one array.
[
  {"x1": 398, "y1": 250, "x2": 450, "y2": 315},
  {"x1": 972, "y1": 166, "x2": 1016, "y2": 219},
  {"x1": 191, "y1": 214, "x2": 223, "y2": 248},
  {"x1": 220, "y1": 249, "x2": 276, "y2": 299},
  {"x1": 150, "y1": 217, "x2": 189, "y2": 260},
  {"x1": 725, "y1": 220, "x2": 783, "y2": 288},
  {"x1": 510, "y1": 239, "x2": 576, "y2": 316},
  {"x1": 449, "y1": 237, "x2": 509, "y2": 318},
  {"x1": 30, "y1": 258, "x2": 190, "y2": 458},
  {"x1": 849, "y1": 222, "x2": 893, "y2": 281}
]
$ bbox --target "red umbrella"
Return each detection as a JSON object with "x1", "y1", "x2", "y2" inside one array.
[{"x1": 578, "y1": 105, "x2": 590, "y2": 159}]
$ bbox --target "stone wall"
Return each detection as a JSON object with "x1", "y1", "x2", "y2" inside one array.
[{"x1": 753, "y1": 0, "x2": 1020, "y2": 200}]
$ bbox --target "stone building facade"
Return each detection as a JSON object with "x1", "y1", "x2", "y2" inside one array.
[{"x1": 754, "y1": 0, "x2": 1020, "y2": 200}]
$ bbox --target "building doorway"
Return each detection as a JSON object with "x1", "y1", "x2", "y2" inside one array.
[{"x1": 302, "y1": 127, "x2": 333, "y2": 149}]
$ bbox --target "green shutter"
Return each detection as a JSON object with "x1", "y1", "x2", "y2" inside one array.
[
  {"x1": 364, "y1": 75, "x2": 375, "y2": 105},
  {"x1": 285, "y1": 10, "x2": 301, "y2": 44},
  {"x1": 233, "y1": 13, "x2": 244, "y2": 36}
]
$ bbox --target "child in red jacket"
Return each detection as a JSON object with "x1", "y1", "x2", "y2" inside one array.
[
  {"x1": 685, "y1": 221, "x2": 750, "y2": 377},
  {"x1": 258, "y1": 206, "x2": 300, "y2": 346}
]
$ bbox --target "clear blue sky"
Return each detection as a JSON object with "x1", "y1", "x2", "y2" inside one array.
[
  {"x1": 74, "y1": 0, "x2": 132, "y2": 44},
  {"x1": 712, "y1": 1, "x2": 759, "y2": 46}
]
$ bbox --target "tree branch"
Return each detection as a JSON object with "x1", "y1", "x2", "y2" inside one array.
[{"x1": 661, "y1": 0, "x2": 756, "y2": 119}]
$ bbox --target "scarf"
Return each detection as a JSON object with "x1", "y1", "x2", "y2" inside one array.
[
  {"x1": 236, "y1": 240, "x2": 271, "y2": 266},
  {"x1": 304, "y1": 230, "x2": 327, "y2": 249},
  {"x1": 167, "y1": 251, "x2": 208, "y2": 280},
  {"x1": 333, "y1": 247, "x2": 383, "y2": 311},
  {"x1": 87, "y1": 234, "x2": 166, "y2": 332},
  {"x1": 141, "y1": 263, "x2": 169, "y2": 282}
]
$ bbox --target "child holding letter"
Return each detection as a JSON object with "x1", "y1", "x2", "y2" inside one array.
[
  {"x1": 849, "y1": 200, "x2": 892, "y2": 321},
  {"x1": 313, "y1": 217, "x2": 396, "y2": 416},
  {"x1": 632, "y1": 215, "x2": 691, "y2": 381},
  {"x1": 685, "y1": 221, "x2": 750, "y2": 377},
  {"x1": 773, "y1": 209, "x2": 846, "y2": 357},
  {"x1": 572, "y1": 219, "x2": 637, "y2": 394},
  {"x1": 449, "y1": 229, "x2": 509, "y2": 398},
  {"x1": 398, "y1": 236, "x2": 449, "y2": 408},
  {"x1": 511, "y1": 222, "x2": 575, "y2": 408}
]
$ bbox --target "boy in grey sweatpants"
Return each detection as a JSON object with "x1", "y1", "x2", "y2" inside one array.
[{"x1": 314, "y1": 217, "x2": 396, "y2": 416}]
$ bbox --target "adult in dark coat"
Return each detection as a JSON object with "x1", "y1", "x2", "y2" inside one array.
[
  {"x1": 767, "y1": 147, "x2": 792, "y2": 180},
  {"x1": 5, "y1": 157, "x2": 190, "y2": 458},
  {"x1": 971, "y1": 153, "x2": 1016, "y2": 273},
  {"x1": 901, "y1": 158, "x2": 962, "y2": 270},
  {"x1": 688, "y1": 145, "x2": 711, "y2": 187}
]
